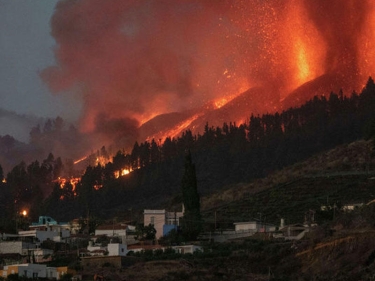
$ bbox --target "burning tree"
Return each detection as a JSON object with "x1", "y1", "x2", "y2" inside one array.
[{"x1": 181, "y1": 150, "x2": 202, "y2": 241}]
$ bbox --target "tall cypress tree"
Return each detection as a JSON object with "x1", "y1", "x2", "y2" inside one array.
[{"x1": 181, "y1": 150, "x2": 202, "y2": 240}]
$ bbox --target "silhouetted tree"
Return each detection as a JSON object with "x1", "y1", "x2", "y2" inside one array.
[
  {"x1": 150, "y1": 139, "x2": 160, "y2": 164},
  {"x1": 181, "y1": 150, "x2": 201, "y2": 240}
]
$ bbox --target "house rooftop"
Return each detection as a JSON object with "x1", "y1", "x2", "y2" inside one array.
[
  {"x1": 96, "y1": 223, "x2": 127, "y2": 230},
  {"x1": 144, "y1": 209, "x2": 166, "y2": 214}
]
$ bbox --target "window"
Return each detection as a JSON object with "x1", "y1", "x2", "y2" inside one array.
[{"x1": 150, "y1": 216, "x2": 155, "y2": 225}]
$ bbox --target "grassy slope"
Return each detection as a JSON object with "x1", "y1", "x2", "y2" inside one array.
[{"x1": 200, "y1": 139, "x2": 375, "y2": 225}]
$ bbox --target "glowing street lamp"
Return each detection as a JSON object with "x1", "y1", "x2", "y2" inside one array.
[{"x1": 15, "y1": 210, "x2": 28, "y2": 233}]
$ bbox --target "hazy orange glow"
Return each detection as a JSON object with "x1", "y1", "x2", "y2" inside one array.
[
  {"x1": 358, "y1": 4, "x2": 375, "y2": 85},
  {"x1": 42, "y1": 0, "x2": 375, "y2": 158},
  {"x1": 214, "y1": 97, "x2": 232, "y2": 109}
]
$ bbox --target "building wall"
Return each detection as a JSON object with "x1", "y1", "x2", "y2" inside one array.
[
  {"x1": 0, "y1": 241, "x2": 35, "y2": 255},
  {"x1": 18, "y1": 264, "x2": 47, "y2": 279},
  {"x1": 95, "y1": 229, "x2": 126, "y2": 237},
  {"x1": 107, "y1": 243, "x2": 128, "y2": 256},
  {"x1": 166, "y1": 212, "x2": 183, "y2": 226},
  {"x1": 234, "y1": 222, "x2": 258, "y2": 232},
  {"x1": 56, "y1": 267, "x2": 69, "y2": 280},
  {"x1": 0, "y1": 265, "x2": 19, "y2": 277},
  {"x1": 172, "y1": 245, "x2": 202, "y2": 254},
  {"x1": 33, "y1": 248, "x2": 54, "y2": 263},
  {"x1": 234, "y1": 222, "x2": 276, "y2": 233},
  {"x1": 1, "y1": 264, "x2": 66, "y2": 280},
  {"x1": 18, "y1": 229, "x2": 70, "y2": 243},
  {"x1": 144, "y1": 210, "x2": 166, "y2": 240},
  {"x1": 46, "y1": 267, "x2": 57, "y2": 279},
  {"x1": 163, "y1": 225, "x2": 178, "y2": 237}
]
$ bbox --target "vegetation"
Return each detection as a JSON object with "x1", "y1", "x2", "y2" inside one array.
[
  {"x1": 1, "y1": 79, "x2": 375, "y2": 279},
  {"x1": 181, "y1": 150, "x2": 202, "y2": 240},
  {"x1": 0, "y1": 77, "x2": 375, "y2": 233}
]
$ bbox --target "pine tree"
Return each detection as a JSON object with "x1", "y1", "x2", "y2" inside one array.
[{"x1": 181, "y1": 150, "x2": 202, "y2": 240}]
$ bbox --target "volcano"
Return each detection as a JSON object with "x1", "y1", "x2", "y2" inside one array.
[
  {"x1": 139, "y1": 73, "x2": 368, "y2": 143},
  {"x1": 281, "y1": 73, "x2": 361, "y2": 110}
]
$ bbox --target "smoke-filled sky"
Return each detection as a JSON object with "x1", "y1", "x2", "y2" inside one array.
[
  {"x1": 1, "y1": 0, "x2": 375, "y2": 145},
  {"x1": 0, "y1": 1, "x2": 83, "y2": 139}
]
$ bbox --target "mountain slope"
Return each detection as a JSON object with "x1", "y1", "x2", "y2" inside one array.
[{"x1": 200, "y1": 139, "x2": 375, "y2": 225}]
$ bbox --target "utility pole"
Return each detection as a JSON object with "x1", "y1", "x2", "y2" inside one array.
[{"x1": 214, "y1": 211, "x2": 217, "y2": 231}]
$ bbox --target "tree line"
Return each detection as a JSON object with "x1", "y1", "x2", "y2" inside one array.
[{"x1": 1, "y1": 77, "x2": 375, "y2": 231}]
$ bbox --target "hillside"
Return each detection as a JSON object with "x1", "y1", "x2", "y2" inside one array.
[
  {"x1": 77, "y1": 140, "x2": 375, "y2": 281},
  {"x1": 200, "y1": 139, "x2": 375, "y2": 226}
]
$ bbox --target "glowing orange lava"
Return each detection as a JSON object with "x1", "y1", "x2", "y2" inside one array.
[
  {"x1": 146, "y1": 113, "x2": 202, "y2": 143},
  {"x1": 74, "y1": 157, "x2": 87, "y2": 165},
  {"x1": 281, "y1": 0, "x2": 325, "y2": 96}
]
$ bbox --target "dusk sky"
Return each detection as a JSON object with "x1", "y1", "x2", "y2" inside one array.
[{"x1": 0, "y1": 1, "x2": 82, "y2": 140}]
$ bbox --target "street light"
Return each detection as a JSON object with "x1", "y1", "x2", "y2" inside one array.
[{"x1": 15, "y1": 209, "x2": 28, "y2": 233}]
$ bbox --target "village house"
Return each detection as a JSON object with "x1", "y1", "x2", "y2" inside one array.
[
  {"x1": 144, "y1": 207, "x2": 183, "y2": 240},
  {"x1": 18, "y1": 216, "x2": 70, "y2": 243},
  {"x1": 93, "y1": 222, "x2": 137, "y2": 245},
  {"x1": 94, "y1": 223, "x2": 127, "y2": 237},
  {"x1": 0, "y1": 241, "x2": 53, "y2": 263},
  {"x1": 234, "y1": 221, "x2": 276, "y2": 233},
  {"x1": 86, "y1": 240, "x2": 128, "y2": 257},
  {"x1": 0, "y1": 263, "x2": 68, "y2": 280},
  {"x1": 127, "y1": 243, "x2": 202, "y2": 255}
]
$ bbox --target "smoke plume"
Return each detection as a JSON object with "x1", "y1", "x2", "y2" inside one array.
[{"x1": 41, "y1": 0, "x2": 375, "y2": 150}]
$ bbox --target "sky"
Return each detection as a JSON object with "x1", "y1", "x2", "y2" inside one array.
[{"x1": 0, "y1": 1, "x2": 82, "y2": 141}]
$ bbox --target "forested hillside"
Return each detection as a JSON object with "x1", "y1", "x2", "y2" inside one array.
[{"x1": 1, "y1": 78, "x2": 375, "y2": 231}]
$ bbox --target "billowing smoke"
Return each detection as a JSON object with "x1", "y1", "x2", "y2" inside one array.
[
  {"x1": 93, "y1": 113, "x2": 139, "y2": 149},
  {"x1": 41, "y1": 0, "x2": 375, "y2": 151},
  {"x1": 41, "y1": 0, "x2": 243, "y2": 134},
  {"x1": 302, "y1": 0, "x2": 371, "y2": 86}
]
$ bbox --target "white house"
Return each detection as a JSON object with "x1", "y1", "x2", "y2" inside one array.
[
  {"x1": 87, "y1": 241, "x2": 107, "y2": 256},
  {"x1": 18, "y1": 229, "x2": 70, "y2": 243},
  {"x1": 144, "y1": 208, "x2": 183, "y2": 240},
  {"x1": 0, "y1": 240, "x2": 54, "y2": 263},
  {"x1": 94, "y1": 223, "x2": 127, "y2": 237},
  {"x1": 0, "y1": 264, "x2": 67, "y2": 280},
  {"x1": 0, "y1": 241, "x2": 36, "y2": 255},
  {"x1": 128, "y1": 244, "x2": 202, "y2": 254},
  {"x1": 87, "y1": 241, "x2": 128, "y2": 256},
  {"x1": 234, "y1": 221, "x2": 276, "y2": 233},
  {"x1": 11, "y1": 264, "x2": 46, "y2": 279},
  {"x1": 18, "y1": 216, "x2": 70, "y2": 243},
  {"x1": 107, "y1": 243, "x2": 128, "y2": 256}
]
